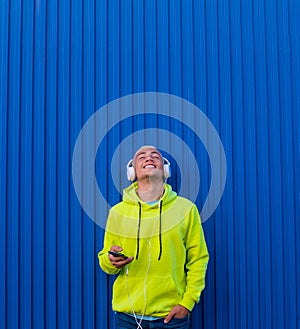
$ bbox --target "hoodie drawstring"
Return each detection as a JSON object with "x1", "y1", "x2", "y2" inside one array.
[
  {"x1": 135, "y1": 200, "x2": 163, "y2": 261},
  {"x1": 136, "y1": 202, "x2": 142, "y2": 260},
  {"x1": 158, "y1": 200, "x2": 163, "y2": 260}
]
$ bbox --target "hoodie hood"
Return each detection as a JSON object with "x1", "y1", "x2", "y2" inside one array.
[{"x1": 122, "y1": 182, "x2": 177, "y2": 206}]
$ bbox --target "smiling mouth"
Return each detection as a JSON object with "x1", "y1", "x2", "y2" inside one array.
[{"x1": 144, "y1": 165, "x2": 156, "y2": 168}]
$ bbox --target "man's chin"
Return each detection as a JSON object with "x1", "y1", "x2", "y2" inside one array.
[
  {"x1": 140, "y1": 169, "x2": 163, "y2": 180},
  {"x1": 148, "y1": 170, "x2": 164, "y2": 179}
]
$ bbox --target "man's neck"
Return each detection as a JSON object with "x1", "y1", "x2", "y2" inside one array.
[{"x1": 136, "y1": 179, "x2": 165, "y2": 202}]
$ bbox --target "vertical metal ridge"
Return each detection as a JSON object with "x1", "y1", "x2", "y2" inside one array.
[
  {"x1": 82, "y1": 0, "x2": 96, "y2": 328},
  {"x1": 32, "y1": 0, "x2": 47, "y2": 327},
  {"x1": 0, "y1": 0, "x2": 10, "y2": 326},
  {"x1": 70, "y1": 0, "x2": 84, "y2": 327},
  {"x1": 253, "y1": 0, "x2": 273, "y2": 328},
  {"x1": 56, "y1": 0, "x2": 71, "y2": 327},
  {"x1": 241, "y1": 0, "x2": 261, "y2": 327},
  {"x1": 289, "y1": 0, "x2": 300, "y2": 323},
  {"x1": 7, "y1": 0, "x2": 22, "y2": 328},
  {"x1": 20, "y1": 0, "x2": 34, "y2": 327},
  {"x1": 264, "y1": 0, "x2": 286, "y2": 328},
  {"x1": 276, "y1": 0, "x2": 298, "y2": 327},
  {"x1": 45, "y1": 0, "x2": 59, "y2": 327},
  {"x1": 94, "y1": 1, "x2": 110, "y2": 324}
]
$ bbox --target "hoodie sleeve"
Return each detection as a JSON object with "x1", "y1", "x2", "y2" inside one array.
[
  {"x1": 98, "y1": 211, "x2": 121, "y2": 275},
  {"x1": 179, "y1": 204, "x2": 209, "y2": 311}
]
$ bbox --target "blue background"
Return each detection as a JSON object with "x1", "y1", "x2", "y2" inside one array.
[{"x1": 0, "y1": 0, "x2": 299, "y2": 328}]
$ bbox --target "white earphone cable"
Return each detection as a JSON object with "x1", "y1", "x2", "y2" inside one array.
[{"x1": 125, "y1": 220, "x2": 158, "y2": 329}]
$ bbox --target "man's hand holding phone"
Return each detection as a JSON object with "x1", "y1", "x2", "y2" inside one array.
[{"x1": 108, "y1": 246, "x2": 134, "y2": 269}]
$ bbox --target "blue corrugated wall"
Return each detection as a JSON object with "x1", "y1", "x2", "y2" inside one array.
[{"x1": 1, "y1": 0, "x2": 299, "y2": 328}]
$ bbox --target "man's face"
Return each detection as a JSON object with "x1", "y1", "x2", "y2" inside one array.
[{"x1": 133, "y1": 147, "x2": 164, "y2": 180}]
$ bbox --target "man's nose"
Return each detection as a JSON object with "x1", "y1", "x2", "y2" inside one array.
[{"x1": 145, "y1": 154, "x2": 154, "y2": 161}]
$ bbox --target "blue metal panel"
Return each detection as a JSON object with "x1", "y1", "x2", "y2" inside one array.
[
  {"x1": 32, "y1": 1, "x2": 47, "y2": 328},
  {"x1": 0, "y1": 1, "x2": 299, "y2": 329},
  {"x1": 291, "y1": 0, "x2": 300, "y2": 323},
  {"x1": 70, "y1": 0, "x2": 83, "y2": 328},
  {"x1": 132, "y1": 0, "x2": 144, "y2": 93},
  {"x1": 6, "y1": 1, "x2": 22, "y2": 328},
  {"x1": 45, "y1": 0, "x2": 58, "y2": 327},
  {"x1": 20, "y1": 1, "x2": 34, "y2": 328},
  {"x1": 0, "y1": 0, "x2": 8, "y2": 320}
]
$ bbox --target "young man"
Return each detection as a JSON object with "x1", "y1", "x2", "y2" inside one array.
[{"x1": 98, "y1": 146, "x2": 209, "y2": 329}]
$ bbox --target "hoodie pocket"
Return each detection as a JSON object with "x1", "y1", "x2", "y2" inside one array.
[
  {"x1": 147, "y1": 274, "x2": 183, "y2": 313},
  {"x1": 113, "y1": 274, "x2": 182, "y2": 313},
  {"x1": 148, "y1": 274, "x2": 182, "y2": 299}
]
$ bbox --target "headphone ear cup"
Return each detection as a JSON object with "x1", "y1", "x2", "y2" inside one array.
[
  {"x1": 126, "y1": 159, "x2": 136, "y2": 181},
  {"x1": 163, "y1": 158, "x2": 171, "y2": 179},
  {"x1": 127, "y1": 167, "x2": 136, "y2": 181},
  {"x1": 163, "y1": 164, "x2": 171, "y2": 179}
]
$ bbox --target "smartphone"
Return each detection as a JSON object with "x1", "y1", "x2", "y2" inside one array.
[{"x1": 108, "y1": 250, "x2": 128, "y2": 259}]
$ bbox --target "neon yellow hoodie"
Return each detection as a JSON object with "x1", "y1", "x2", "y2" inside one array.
[{"x1": 98, "y1": 183, "x2": 209, "y2": 317}]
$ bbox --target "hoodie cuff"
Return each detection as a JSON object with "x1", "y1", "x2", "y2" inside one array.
[
  {"x1": 179, "y1": 297, "x2": 196, "y2": 312},
  {"x1": 99, "y1": 252, "x2": 120, "y2": 275}
]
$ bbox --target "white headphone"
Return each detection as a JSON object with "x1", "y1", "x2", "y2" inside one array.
[{"x1": 126, "y1": 157, "x2": 171, "y2": 181}]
